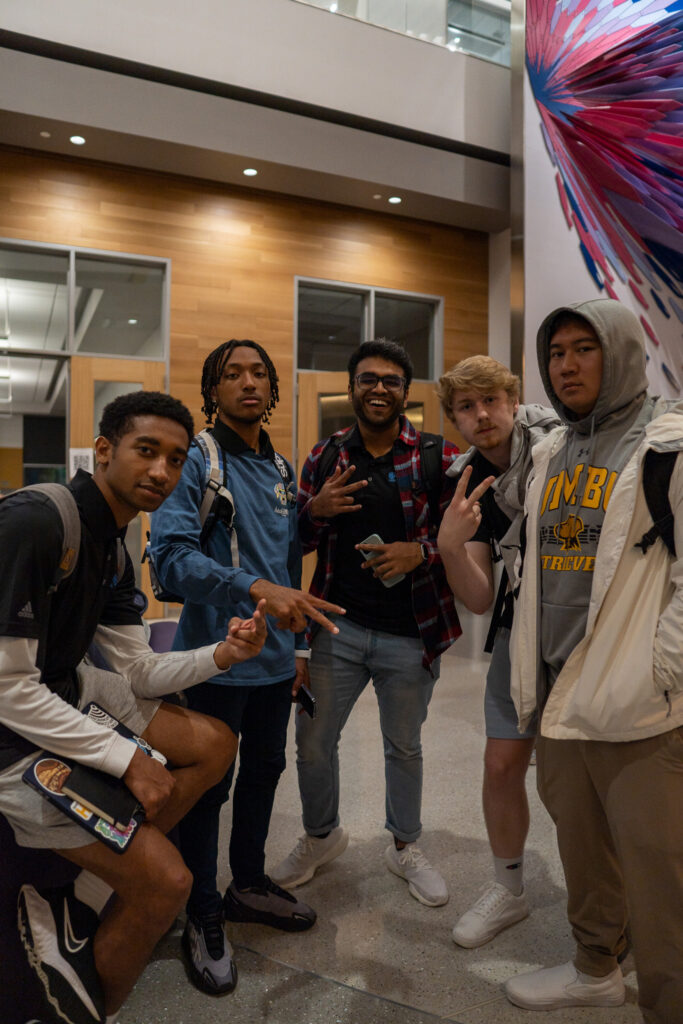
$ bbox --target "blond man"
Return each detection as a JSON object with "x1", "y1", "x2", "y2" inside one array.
[{"x1": 437, "y1": 356, "x2": 557, "y2": 947}]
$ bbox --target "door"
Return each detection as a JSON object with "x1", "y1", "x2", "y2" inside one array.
[
  {"x1": 69, "y1": 356, "x2": 167, "y2": 618},
  {"x1": 296, "y1": 371, "x2": 443, "y2": 590}
]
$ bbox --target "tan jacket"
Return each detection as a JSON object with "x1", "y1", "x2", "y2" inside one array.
[{"x1": 511, "y1": 409, "x2": 683, "y2": 742}]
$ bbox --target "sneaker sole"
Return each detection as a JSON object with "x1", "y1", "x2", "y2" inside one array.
[
  {"x1": 181, "y1": 928, "x2": 238, "y2": 996},
  {"x1": 452, "y1": 905, "x2": 529, "y2": 948},
  {"x1": 273, "y1": 831, "x2": 350, "y2": 889},
  {"x1": 384, "y1": 850, "x2": 449, "y2": 908},
  {"x1": 18, "y1": 889, "x2": 102, "y2": 1024},
  {"x1": 406, "y1": 881, "x2": 449, "y2": 908},
  {"x1": 223, "y1": 899, "x2": 316, "y2": 932},
  {"x1": 505, "y1": 984, "x2": 625, "y2": 1010}
]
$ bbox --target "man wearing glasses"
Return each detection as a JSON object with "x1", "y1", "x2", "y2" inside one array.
[{"x1": 272, "y1": 339, "x2": 461, "y2": 907}]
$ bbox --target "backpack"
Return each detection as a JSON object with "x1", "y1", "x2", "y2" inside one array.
[
  {"x1": 314, "y1": 428, "x2": 445, "y2": 527},
  {"x1": 144, "y1": 428, "x2": 294, "y2": 603},
  {"x1": 635, "y1": 449, "x2": 678, "y2": 557},
  {"x1": 0, "y1": 483, "x2": 125, "y2": 591}
]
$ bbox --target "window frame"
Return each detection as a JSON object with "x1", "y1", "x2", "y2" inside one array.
[
  {"x1": 293, "y1": 275, "x2": 444, "y2": 465},
  {"x1": 294, "y1": 275, "x2": 443, "y2": 380}
]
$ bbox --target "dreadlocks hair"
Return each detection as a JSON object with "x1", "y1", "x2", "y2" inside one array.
[
  {"x1": 200, "y1": 340, "x2": 280, "y2": 425},
  {"x1": 98, "y1": 391, "x2": 194, "y2": 448}
]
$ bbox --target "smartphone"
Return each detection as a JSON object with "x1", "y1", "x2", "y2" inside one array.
[
  {"x1": 358, "y1": 533, "x2": 406, "y2": 588},
  {"x1": 294, "y1": 683, "x2": 317, "y2": 719}
]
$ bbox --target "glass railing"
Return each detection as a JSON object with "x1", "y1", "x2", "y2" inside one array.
[{"x1": 293, "y1": 0, "x2": 510, "y2": 67}]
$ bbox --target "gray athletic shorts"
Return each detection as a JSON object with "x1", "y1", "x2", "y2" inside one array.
[
  {"x1": 484, "y1": 627, "x2": 537, "y2": 740},
  {"x1": 0, "y1": 663, "x2": 160, "y2": 850}
]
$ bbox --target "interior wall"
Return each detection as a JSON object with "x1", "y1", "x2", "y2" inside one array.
[
  {"x1": 0, "y1": 0, "x2": 510, "y2": 155},
  {"x1": 0, "y1": 148, "x2": 489, "y2": 457}
]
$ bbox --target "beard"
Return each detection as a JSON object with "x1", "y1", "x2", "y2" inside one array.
[{"x1": 351, "y1": 391, "x2": 403, "y2": 431}]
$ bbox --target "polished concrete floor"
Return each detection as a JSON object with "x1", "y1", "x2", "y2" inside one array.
[{"x1": 119, "y1": 614, "x2": 642, "y2": 1024}]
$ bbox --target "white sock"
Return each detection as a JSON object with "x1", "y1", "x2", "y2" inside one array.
[
  {"x1": 494, "y1": 854, "x2": 524, "y2": 896},
  {"x1": 74, "y1": 869, "x2": 114, "y2": 916}
]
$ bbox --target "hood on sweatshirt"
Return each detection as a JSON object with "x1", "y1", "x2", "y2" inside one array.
[{"x1": 536, "y1": 299, "x2": 648, "y2": 435}]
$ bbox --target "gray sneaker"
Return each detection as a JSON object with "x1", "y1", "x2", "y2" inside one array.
[
  {"x1": 223, "y1": 877, "x2": 316, "y2": 932},
  {"x1": 270, "y1": 827, "x2": 349, "y2": 887},
  {"x1": 182, "y1": 912, "x2": 237, "y2": 995},
  {"x1": 384, "y1": 843, "x2": 449, "y2": 907}
]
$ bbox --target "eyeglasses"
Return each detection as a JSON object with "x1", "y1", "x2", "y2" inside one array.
[{"x1": 354, "y1": 372, "x2": 406, "y2": 392}]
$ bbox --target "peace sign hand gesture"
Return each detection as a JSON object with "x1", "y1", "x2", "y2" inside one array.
[
  {"x1": 438, "y1": 464, "x2": 495, "y2": 552},
  {"x1": 310, "y1": 464, "x2": 368, "y2": 520}
]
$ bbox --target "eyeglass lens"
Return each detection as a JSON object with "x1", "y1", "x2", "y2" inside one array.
[{"x1": 356, "y1": 373, "x2": 405, "y2": 391}]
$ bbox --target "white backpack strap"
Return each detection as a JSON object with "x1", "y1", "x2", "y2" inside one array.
[{"x1": 195, "y1": 429, "x2": 240, "y2": 567}]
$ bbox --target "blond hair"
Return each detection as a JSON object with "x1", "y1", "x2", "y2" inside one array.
[{"x1": 437, "y1": 356, "x2": 520, "y2": 421}]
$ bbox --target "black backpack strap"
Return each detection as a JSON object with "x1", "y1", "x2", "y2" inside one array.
[
  {"x1": 484, "y1": 567, "x2": 509, "y2": 654},
  {"x1": 418, "y1": 432, "x2": 444, "y2": 527},
  {"x1": 314, "y1": 428, "x2": 353, "y2": 487},
  {"x1": 635, "y1": 449, "x2": 678, "y2": 557}
]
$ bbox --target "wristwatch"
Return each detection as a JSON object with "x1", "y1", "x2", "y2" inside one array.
[{"x1": 420, "y1": 542, "x2": 429, "y2": 564}]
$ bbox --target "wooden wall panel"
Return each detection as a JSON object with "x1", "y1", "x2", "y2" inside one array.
[{"x1": 0, "y1": 148, "x2": 489, "y2": 455}]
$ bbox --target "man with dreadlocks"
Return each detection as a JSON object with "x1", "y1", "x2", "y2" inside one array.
[{"x1": 150, "y1": 340, "x2": 342, "y2": 996}]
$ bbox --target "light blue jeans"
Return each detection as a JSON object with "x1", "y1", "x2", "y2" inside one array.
[{"x1": 295, "y1": 616, "x2": 438, "y2": 843}]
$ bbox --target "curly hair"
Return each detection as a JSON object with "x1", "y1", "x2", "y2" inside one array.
[
  {"x1": 437, "y1": 356, "x2": 520, "y2": 421},
  {"x1": 347, "y1": 339, "x2": 414, "y2": 389},
  {"x1": 98, "y1": 391, "x2": 194, "y2": 447},
  {"x1": 200, "y1": 340, "x2": 280, "y2": 425}
]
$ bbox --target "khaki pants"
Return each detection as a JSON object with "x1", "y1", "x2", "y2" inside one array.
[{"x1": 537, "y1": 728, "x2": 683, "y2": 1024}]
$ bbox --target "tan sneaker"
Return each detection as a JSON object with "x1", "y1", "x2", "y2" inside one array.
[{"x1": 270, "y1": 827, "x2": 349, "y2": 887}]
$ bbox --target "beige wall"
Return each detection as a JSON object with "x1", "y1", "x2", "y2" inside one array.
[{"x1": 0, "y1": 148, "x2": 488, "y2": 456}]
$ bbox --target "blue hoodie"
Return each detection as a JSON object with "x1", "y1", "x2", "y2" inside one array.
[{"x1": 150, "y1": 419, "x2": 303, "y2": 686}]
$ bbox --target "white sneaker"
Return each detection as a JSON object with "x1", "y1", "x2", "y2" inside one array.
[
  {"x1": 504, "y1": 960, "x2": 625, "y2": 1010},
  {"x1": 452, "y1": 882, "x2": 529, "y2": 948},
  {"x1": 270, "y1": 827, "x2": 349, "y2": 887},
  {"x1": 384, "y1": 843, "x2": 449, "y2": 907}
]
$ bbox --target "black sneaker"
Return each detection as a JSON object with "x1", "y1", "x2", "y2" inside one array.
[
  {"x1": 18, "y1": 883, "x2": 105, "y2": 1024},
  {"x1": 181, "y1": 912, "x2": 238, "y2": 995},
  {"x1": 223, "y1": 876, "x2": 316, "y2": 932}
]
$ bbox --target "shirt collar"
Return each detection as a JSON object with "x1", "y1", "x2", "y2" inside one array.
[
  {"x1": 210, "y1": 418, "x2": 274, "y2": 460},
  {"x1": 346, "y1": 415, "x2": 416, "y2": 452},
  {"x1": 68, "y1": 469, "x2": 122, "y2": 541}
]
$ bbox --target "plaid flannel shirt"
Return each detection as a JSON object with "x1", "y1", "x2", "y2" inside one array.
[{"x1": 298, "y1": 417, "x2": 461, "y2": 672}]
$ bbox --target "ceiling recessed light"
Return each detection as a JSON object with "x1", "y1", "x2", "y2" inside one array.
[
  {"x1": 388, "y1": 196, "x2": 402, "y2": 204},
  {"x1": 70, "y1": 135, "x2": 86, "y2": 146},
  {"x1": 373, "y1": 193, "x2": 382, "y2": 200},
  {"x1": 127, "y1": 318, "x2": 138, "y2": 325},
  {"x1": 330, "y1": 2, "x2": 338, "y2": 11},
  {"x1": 40, "y1": 131, "x2": 51, "y2": 139},
  {"x1": 243, "y1": 168, "x2": 258, "y2": 177}
]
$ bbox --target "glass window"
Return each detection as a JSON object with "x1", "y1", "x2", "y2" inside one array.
[
  {"x1": 93, "y1": 380, "x2": 143, "y2": 437},
  {"x1": 0, "y1": 247, "x2": 69, "y2": 353},
  {"x1": 297, "y1": 279, "x2": 440, "y2": 379},
  {"x1": 74, "y1": 256, "x2": 164, "y2": 358},
  {"x1": 292, "y1": 0, "x2": 510, "y2": 67},
  {"x1": 374, "y1": 294, "x2": 433, "y2": 378},
  {"x1": 298, "y1": 285, "x2": 365, "y2": 371}
]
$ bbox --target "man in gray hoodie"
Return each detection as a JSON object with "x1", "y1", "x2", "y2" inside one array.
[{"x1": 504, "y1": 299, "x2": 683, "y2": 1024}]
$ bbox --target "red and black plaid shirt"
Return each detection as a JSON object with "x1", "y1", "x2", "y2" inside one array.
[{"x1": 298, "y1": 417, "x2": 461, "y2": 672}]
